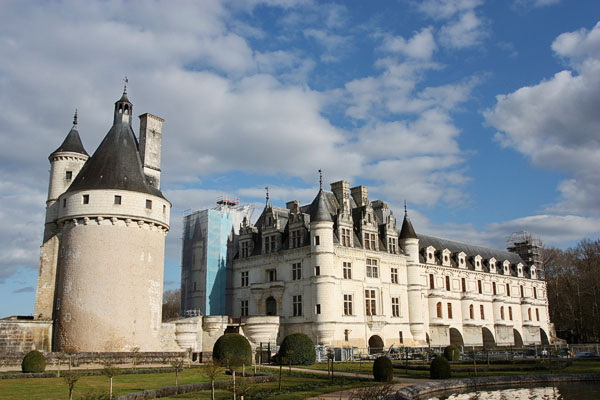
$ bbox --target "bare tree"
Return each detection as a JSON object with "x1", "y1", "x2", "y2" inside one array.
[
  {"x1": 162, "y1": 289, "x2": 181, "y2": 321},
  {"x1": 62, "y1": 372, "x2": 80, "y2": 400},
  {"x1": 101, "y1": 361, "x2": 122, "y2": 399},
  {"x1": 171, "y1": 358, "x2": 185, "y2": 387},
  {"x1": 201, "y1": 360, "x2": 223, "y2": 400}
]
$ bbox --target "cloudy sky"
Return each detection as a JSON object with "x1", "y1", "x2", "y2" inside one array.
[{"x1": 1, "y1": 0, "x2": 599, "y2": 317}]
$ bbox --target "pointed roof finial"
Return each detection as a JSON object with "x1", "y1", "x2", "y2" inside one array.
[
  {"x1": 318, "y1": 169, "x2": 323, "y2": 190},
  {"x1": 265, "y1": 186, "x2": 270, "y2": 206},
  {"x1": 123, "y1": 76, "x2": 128, "y2": 94},
  {"x1": 404, "y1": 200, "x2": 407, "y2": 216},
  {"x1": 73, "y1": 109, "x2": 78, "y2": 126}
]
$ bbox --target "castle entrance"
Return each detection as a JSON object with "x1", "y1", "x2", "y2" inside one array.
[
  {"x1": 266, "y1": 296, "x2": 277, "y2": 316},
  {"x1": 482, "y1": 327, "x2": 496, "y2": 348},
  {"x1": 368, "y1": 335, "x2": 384, "y2": 354},
  {"x1": 540, "y1": 328, "x2": 549, "y2": 345}
]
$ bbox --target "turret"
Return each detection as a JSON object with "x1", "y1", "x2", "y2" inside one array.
[{"x1": 399, "y1": 202, "x2": 419, "y2": 264}]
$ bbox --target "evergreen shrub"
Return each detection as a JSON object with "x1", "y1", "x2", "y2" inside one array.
[
  {"x1": 372, "y1": 355, "x2": 394, "y2": 382},
  {"x1": 212, "y1": 333, "x2": 252, "y2": 367},
  {"x1": 21, "y1": 350, "x2": 46, "y2": 373},
  {"x1": 278, "y1": 333, "x2": 316, "y2": 365},
  {"x1": 430, "y1": 356, "x2": 451, "y2": 379},
  {"x1": 443, "y1": 345, "x2": 461, "y2": 361}
]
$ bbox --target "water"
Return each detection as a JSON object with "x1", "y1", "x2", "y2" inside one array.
[{"x1": 427, "y1": 382, "x2": 600, "y2": 400}]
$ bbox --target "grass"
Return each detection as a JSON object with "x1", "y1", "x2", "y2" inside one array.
[{"x1": 0, "y1": 367, "x2": 228, "y2": 399}]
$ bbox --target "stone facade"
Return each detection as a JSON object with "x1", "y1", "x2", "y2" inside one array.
[
  {"x1": 0, "y1": 319, "x2": 52, "y2": 353},
  {"x1": 232, "y1": 180, "x2": 552, "y2": 350}
]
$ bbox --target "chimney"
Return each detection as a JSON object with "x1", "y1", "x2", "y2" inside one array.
[
  {"x1": 330, "y1": 180, "x2": 350, "y2": 206},
  {"x1": 351, "y1": 185, "x2": 369, "y2": 207},
  {"x1": 138, "y1": 113, "x2": 164, "y2": 189}
]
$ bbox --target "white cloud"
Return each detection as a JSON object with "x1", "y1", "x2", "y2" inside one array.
[
  {"x1": 439, "y1": 10, "x2": 487, "y2": 49},
  {"x1": 485, "y1": 21, "x2": 600, "y2": 215},
  {"x1": 417, "y1": 0, "x2": 483, "y2": 20},
  {"x1": 512, "y1": 0, "x2": 561, "y2": 10},
  {"x1": 381, "y1": 27, "x2": 437, "y2": 60}
]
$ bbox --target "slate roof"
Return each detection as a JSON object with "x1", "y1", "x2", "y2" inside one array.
[
  {"x1": 399, "y1": 214, "x2": 418, "y2": 239},
  {"x1": 418, "y1": 234, "x2": 524, "y2": 265},
  {"x1": 309, "y1": 190, "x2": 333, "y2": 222},
  {"x1": 67, "y1": 121, "x2": 165, "y2": 198},
  {"x1": 50, "y1": 126, "x2": 88, "y2": 157}
]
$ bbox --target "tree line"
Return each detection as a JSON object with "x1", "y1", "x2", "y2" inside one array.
[{"x1": 544, "y1": 239, "x2": 600, "y2": 343}]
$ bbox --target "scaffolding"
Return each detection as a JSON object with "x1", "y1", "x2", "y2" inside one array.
[{"x1": 507, "y1": 231, "x2": 543, "y2": 267}]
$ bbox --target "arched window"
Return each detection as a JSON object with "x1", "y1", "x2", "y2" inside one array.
[
  {"x1": 469, "y1": 304, "x2": 474, "y2": 319},
  {"x1": 528, "y1": 308, "x2": 532, "y2": 321},
  {"x1": 500, "y1": 306, "x2": 505, "y2": 320},
  {"x1": 436, "y1": 302, "x2": 442, "y2": 318}
]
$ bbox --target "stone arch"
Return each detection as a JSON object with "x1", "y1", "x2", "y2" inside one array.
[
  {"x1": 540, "y1": 328, "x2": 550, "y2": 345},
  {"x1": 449, "y1": 327, "x2": 464, "y2": 347},
  {"x1": 368, "y1": 335, "x2": 384, "y2": 354},
  {"x1": 513, "y1": 329, "x2": 524, "y2": 346},
  {"x1": 266, "y1": 296, "x2": 277, "y2": 316},
  {"x1": 482, "y1": 327, "x2": 496, "y2": 348}
]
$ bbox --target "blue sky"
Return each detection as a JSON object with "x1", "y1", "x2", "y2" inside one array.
[{"x1": 1, "y1": 0, "x2": 599, "y2": 317}]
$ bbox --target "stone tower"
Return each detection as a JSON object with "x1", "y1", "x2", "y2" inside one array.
[{"x1": 35, "y1": 87, "x2": 171, "y2": 352}]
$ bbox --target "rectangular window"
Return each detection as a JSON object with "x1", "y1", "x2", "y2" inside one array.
[
  {"x1": 344, "y1": 294, "x2": 353, "y2": 316},
  {"x1": 533, "y1": 287, "x2": 537, "y2": 299},
  {"x1": 241, "y1": 241, "x2": 250, "y2": 258},
  {"x1": 536, "y1": 308, "x2": 540, "y2": 321},
  {"x1": 343, "y1": 262, "x2": 352, "y2": 279},
  {"x1": 315, "y1": 265, "x2": 320, "y2": 276},
  {"x1": 500, "y1": 306, "x2": 505, "y2": 320},
  {"x1": 315, "y1": 304, "x2": 321, "y2": 314},
  {"x1": 445, "y1": 276, "x2": 450, "y2": 291},
  {"x1": 264, "y1": 235, "x2": 277, "y2": 253},
  {"x1": 241, "y1": 300, "x2": 248, "y2": 317},
  {"x1": 478, "y1": 280, "x2": 482, "y2": 294},
  {"x1": 506, "y1": 283, "x2": 510, "y2": 297},
  {"x1": 163, "y1": 205, "x2": 166, "y2": 215},
  {"x1": 364, "y1": 233, "x2": 376, "y2": 250},
  {"x1": 447, "y1": 303, "x2": 453, "y2": 319},
  {"x1": 341, "y1": 228, "x2": 351, "y2": 247},
  {"x1": 392, "y1": 297, "x2": 400, "y2": 317},
  {"x1": 268, "y1": 269, "x2": 277, "y2": 282},
  {"x1": 399, "y1": 331, "x2": 403, "y2": 344},
  {"x1": 65, "y1": 171, "x2": 72, "y2": 181},
  {"x1": 63, "y1": 199, "x2": 66, "y2": 208},
  {"x1": 370, "y1": 233, "x2": 376, "y2": 250},
  {"x1": 241, "y1": 271, "x2": 249, "y2": 287},
  {"x1": 291, "y1": 230, "x2": 302, "y2": 248},
  {"x1": 293, "y1": 295, "x2": 302, "y2": 316},
  {"x1": 366, "y1": 258, "x2": 378, "y2": 278},
  {"x1": 82, "y1": 194, "x2": 89, "y2": 204},
  {"x1": 388, "y1": 237, "x2": 397, "y2": 253},
  {"x1": 461, "y1": 278, "x2": 466, "y2": 293},
  {"x1": 509, "y1": 306, "x2": 513, "y2": 321},
  {"x1": 146, "y1": 199, "x2": 152, "y2": 209},
  {"x1": 520, "y1": 285, "x2": 524, "y2": 298},
  {"x1": 193, "y1": 281, "x2": 197, "y2": 291},
  {"x1": 364, "y1": 233, "x2": 370, "y2": 250},
  {"x1": 429, "y1": 274, "x2": 435, "y2": 289},
  {"x1": 314, "y1": 235, "x2": 320, "y2": 246},
  {"x1": 114, "y1": 195, "x2": 122, "y2": 205},
  {"x1": 493, "y1": 282, "x2": 497, "y2": 295},
  {"x1": 365, "y1": 289, "x2": 376, "y2": 316},
  {"x1": 292, "y1": 263, "x2": 302, "y2": 280},
  {"x1": 480, "y1": 304, "x2": 485, "y2": 319},
  {"x1": 391, "y1": 268, "x2": 398, "y2": 284}
]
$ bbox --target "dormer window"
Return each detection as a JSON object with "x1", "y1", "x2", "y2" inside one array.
[
  {"x1": 457, "y1": 252, "x2": 467, "y2": 269},
  {"x1": 531, "y1": 266, "x2": 537, "y2": 279},
  {"x1": 291, "y1": 229, "x2": 303, "y2": 248},
  {"x1": 264, "y1": 235, "x2": 277, "y2": 254},
  {"x1": 388, "y1": 237, "x2": 397, "y2": 253},
  {"x1": 341, "y1": 227, "x2": 352, "y2": 247},
  {"x1": 517, "y1": 263, "x2": 524, "y2": 277},
  {"x1": 364, "y1": 233, "x2": 376, "y2": 250},
  {"x1": 241, "y1": 241, "x2": 251, "y2": 258},
  {"x1": 426, "y1": 246, "x2": 436, "y2": 263},
  {"x1": 502, "y1": 261, "x2": 510, "y2": 275},
  {"x1": 473, "y1": 255, "x2": 482, "y2": 271},
  {"x1": 489, "y1": 258, "x2": 497, "y2": 273},
  {"x1": 442, "y1": 249, "x2": 451, "y2": 267}
]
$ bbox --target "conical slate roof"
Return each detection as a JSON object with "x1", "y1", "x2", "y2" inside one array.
[
  {"x1": 67, "y1": 121, "x2": 164, "y2": 198},
  {"x1": 309, "y1": 189, "x2": 332, "y2": 222},
  {"x1": 50, "y1": 126, "x2": 88, "y2": 157},
  {"x1": 399, "y1": 213, "x2": 417, "y2": 239}
]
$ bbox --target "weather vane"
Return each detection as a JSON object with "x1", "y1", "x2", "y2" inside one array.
[
  {"x1": 318, "y1": 169, "x2": 322, "y2": 190},
  {"x1": 404, "y1": 200, "x2": 407, "y2": 216},
  {"x1": 73, "y1": 109, "x2": 78, "y2": 126},
  {"x1": 123, "y1": 76, "x2": 128, "y2": 93},
  {"x1": 265, "y1": 186, "x2": 270, "y2": 206}
]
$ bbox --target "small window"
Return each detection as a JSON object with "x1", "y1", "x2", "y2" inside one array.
[
  {"x1": 391, "y1": 268, "x2": 398, "y2": 284},
  {"x1": 480, "y1": 304, "x2": 485, "y2": 319},
  {"x1": 399, "y1": 331, "x2": 403, "y2": 344},
  {"x1": 163, "y1": 205, "x2": 166, "y2": 215},
  {"x1": 436, "y1": 302, "x2": 442, "y2": 318},
  {"x1": 345, "y1": 329, "x2": 350, "y2": 341},
  {"x1": 509, "y1": 306, "x2": 513, "y2": 320},
  {"x1": 469, "y1": 304, "x2": 474, "y2": 319},
  {"x1": 493, "y1": 282, "x2": 497, "y2": 295},
  {"x1": 193, "y1": 281, "x2": 197, "y2": 291},
  {"x1": 315, "y1": 265, "x2": 321, "y2": 276},
  {"x1": 315, "y1": 304, "x2": 321, "y2": 314},
  {"x1": 343, "y1": 262, "x2": 351, "y2": 279},
  {"x1": 478, "y1": 280, "x2": 482, "y2": 294},
  {"x1": 114, "y1": 195, "x2": 122, "y2": 205},
  {"x1": 366, "y1": 258, "x2": 378, "y2": 278},
  {"x1": 392, "y1": 297, "x2": 400, "y2": 317},
  {"x1": 65, "y1": 171, "x2": 72, "y2": 181},
  {"x1": 292, "y1": 263, "x2": 302, "y2": 280},
  {"x1": 520, "y1": 285, "x2": 524, "y2": 298},
  {"x1": 500, "y1": 306, "x2": 505, "y2": 320},
  {"x1": 63, "y1": 199, "x2": 66, "y2": 208},
  {"x1": 447, "y1": 303, "x2": 453, "y2": 319},
  {"x1": 343, "y1": 294, "x2": 353, "y2": 315},
  {"x1": 445, "y1": 276, "x2": 450, "y2": 291},
  {"x1": 241, "y1": 271, "x2": 249, "y2": 287},
  {"x1": 314, "y1": 235, "x2": 320, "y2": 245},
  {"x1": 82, "y1": 194, "x2": 89, "y2": 204},
  {"x1": 533, "y1": 287, "x2": 537, "y2": 299},
  {"x1": 429, "y1": 274, "x2": 435, "y2": 289},
  {"x1": 268, "y1": 269, "x2": 277, "y2": 282},
  {"x1": 241, "y1": 300, "x2": 248, "y2": 317},
  {"x1": 506, "y1": 283, "x2": 510, "y2": 297},
  {"x1": 536, "y1": 308, "x2": 540, "y2": 321},
  {"x1": 146, "y1": 199, "x2": 152, "y2": 209},
  {"x1": 461, "y1": 278, "x2": 466, "y2": 293}
]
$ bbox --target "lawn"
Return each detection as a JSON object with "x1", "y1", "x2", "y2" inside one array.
[{"x1": 0, "y1": 367, "x2": 228, "y2": 399}]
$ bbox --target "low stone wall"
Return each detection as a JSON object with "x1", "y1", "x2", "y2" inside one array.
[
  {"x1": 0, "y1": 320, "x2": 52, "y2": 353},
  {"x1": 114, "y1": 373, "x2": 275, "y2": 400},
  {"x1": 394, "y1": 373, "x2": 600, "y2": 400}
]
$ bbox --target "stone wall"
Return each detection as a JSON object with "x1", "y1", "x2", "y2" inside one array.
[{"x1": 0, "y1": 319, "x2": 52, "y2": 353}]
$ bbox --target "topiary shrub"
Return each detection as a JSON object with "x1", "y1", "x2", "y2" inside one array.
[
  {"x1": 278, "y1": 333, "x2": 316, "y2": 365},
  {"x1": 22, "y1": 350, "x2": 46, "y2": 373},
  {"x1": 430, "y1": 356, "x2": 451, "y2": 379},
  {"x1": 212, "y1": 333, "x2": 252, "y2": 367},
  {"x1": 443, "y1": 345, "x2": 460, "y2": 361},
  {"x1": 372, "y1": 355, "x2": 393, "y2": 382}
]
